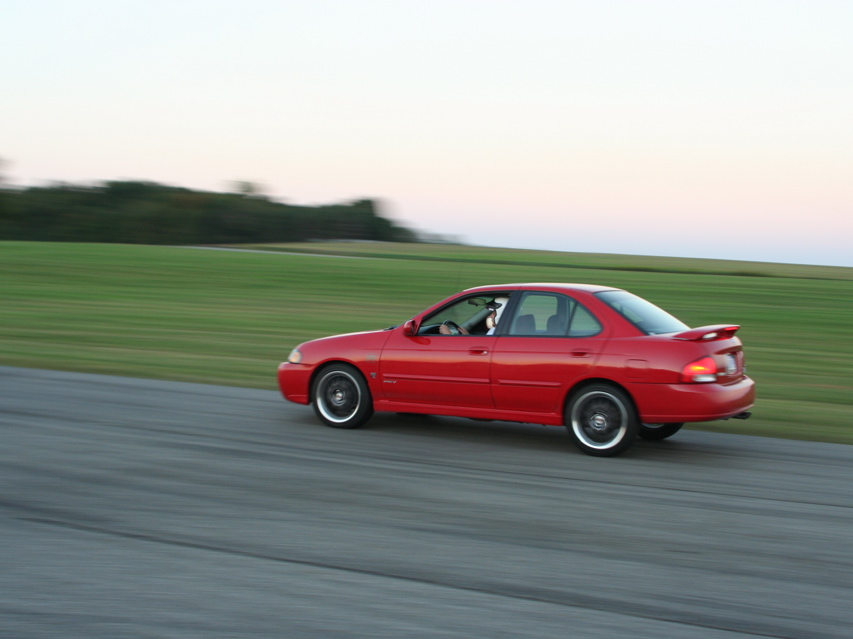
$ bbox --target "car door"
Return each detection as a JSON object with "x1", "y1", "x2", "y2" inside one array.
[
  {"x1": 490, "y1": 292, "x2": 608, "y2": 414},
  {"x1": 380, "y1": 330, "x2": 496, "y2": 408},
  {"x1": 378, "y1": 294, "x2": 501, "y2": 409}
]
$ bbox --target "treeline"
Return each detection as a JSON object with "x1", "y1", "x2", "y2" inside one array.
[{"x1": 0, "y1": 180, "x2": 418, "y2": 244}]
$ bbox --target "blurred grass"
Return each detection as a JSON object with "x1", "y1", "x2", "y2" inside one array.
[{"x1": 2, "y1": 241, "x2": 852, "y2": 444}]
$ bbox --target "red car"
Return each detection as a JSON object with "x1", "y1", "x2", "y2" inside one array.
[{"x1": 278, "y1": 283, "x2": 754, "y2": 456}]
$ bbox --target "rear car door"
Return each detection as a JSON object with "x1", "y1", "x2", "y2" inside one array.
[{"x1": 490, "y1": 292, "x2": 608, "y2": 414}]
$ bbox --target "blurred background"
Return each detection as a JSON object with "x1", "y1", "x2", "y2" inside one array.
[{"x1": 3, "y1": 0, "x2": 852, "y2": 265}]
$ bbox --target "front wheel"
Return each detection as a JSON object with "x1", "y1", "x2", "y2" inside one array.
[
  {"x1": 638, "y1": 422, "x2": 684, "y2": 441},
  {"x1": 566, "y1": 385, "x2": 639, "y2": 456},
  {"x1": 312, "y1": 364, "x2": 373, "y2": 429}
]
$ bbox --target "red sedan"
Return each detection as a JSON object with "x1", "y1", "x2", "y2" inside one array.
[{"x1": 278, "y1": 283, "x2": 754, "y2": 456}]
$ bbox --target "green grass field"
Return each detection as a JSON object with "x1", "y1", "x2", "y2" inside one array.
[{"x1": 2, "y1": 241, "x2": 851, "y2": 443}]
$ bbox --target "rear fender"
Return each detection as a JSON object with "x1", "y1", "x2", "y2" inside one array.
[{"x1": 563, "y1": 377, "x2": 637, "y2": 417}]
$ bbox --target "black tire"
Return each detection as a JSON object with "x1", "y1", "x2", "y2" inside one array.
[
  {"x1": 312, "y1": 364, "x2": 373, "y2": 429},
  {"x1": 566, "y1": 384, "x2": 639, "y2": 456},
  {"x1": 638, "y1": 422, "x2": 684, "y2": 441}
]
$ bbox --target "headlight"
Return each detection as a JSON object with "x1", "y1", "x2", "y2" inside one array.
[{"x1": 287, "y1": 348, "x2": 302, "y2": 364}]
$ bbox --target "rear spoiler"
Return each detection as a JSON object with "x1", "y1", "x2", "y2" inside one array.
[{"x1": 672, "y1": 324, "x2": 741, "y2": 341}]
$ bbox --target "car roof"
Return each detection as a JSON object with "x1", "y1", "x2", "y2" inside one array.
[{"x1": 462, "y1": 283, "x2": 620, "y2": 295}]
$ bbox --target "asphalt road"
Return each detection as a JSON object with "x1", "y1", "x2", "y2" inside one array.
[{"x1": 1, "y1": 366, "x2": 851, "y2": 638}]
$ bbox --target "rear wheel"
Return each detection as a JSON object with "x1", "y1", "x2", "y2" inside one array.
[
  {"x1": 638, "y1": 422, "x2": 684, "y2": 441},
  {"x1": 312, "y1": 364, "x2": 373, "y2": 429},
  {"x1": 566, "y1": 384, "x2": 639, "y2": 456}
]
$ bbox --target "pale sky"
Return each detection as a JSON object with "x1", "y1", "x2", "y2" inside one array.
[{"x1": 3, "y1": 1, "x2": 852, "y2": 266}]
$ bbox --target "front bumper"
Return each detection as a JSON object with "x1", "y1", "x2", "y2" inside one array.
[{"x1": 277, "y1": 361, "x2": 312, "y2": 405}]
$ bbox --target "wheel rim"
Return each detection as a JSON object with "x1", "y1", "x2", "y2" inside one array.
[
  {"x1": 316, "y1": 370, "x2": 361, "y2": 423},
  {"x1": 571, "y1": 390, "x2": 629, "y2": 450}
]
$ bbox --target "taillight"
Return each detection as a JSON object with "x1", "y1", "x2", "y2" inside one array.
[{"x1": 681, "y1": 356, "x2": 717, "y2": 383}]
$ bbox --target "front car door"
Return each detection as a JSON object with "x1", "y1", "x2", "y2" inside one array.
[{"x1": 379, "y1": 293, "x2": 505, "y2": 409}]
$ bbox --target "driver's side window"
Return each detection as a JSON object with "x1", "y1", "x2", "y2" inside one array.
[
  {"x1": 419, "y1": 294, "x2": 503, "y2": 335},
  {"x1": 426, "y1": 300, "x2": 472, "y2": 329}
]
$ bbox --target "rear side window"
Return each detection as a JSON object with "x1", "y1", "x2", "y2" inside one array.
[
  {"x1": 568, "y1": 305, "x2": 602, "y2": 337},
  {"x1": 506, "y1": 292, "x2": 602, "y2": 337},
  {"x1": 596, "y1": 290, "x2": 688, "y2": 335}
]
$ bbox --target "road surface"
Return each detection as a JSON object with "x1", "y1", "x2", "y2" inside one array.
[{"x1": 1, "y1": 366, "x2": 851, "y2": 638}]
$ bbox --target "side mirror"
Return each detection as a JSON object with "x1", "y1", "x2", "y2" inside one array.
[{"x1": 402, "y1": 319, "x2": 418, "y2": 336}]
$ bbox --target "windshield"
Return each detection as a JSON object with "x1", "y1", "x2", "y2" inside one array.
[{"x1": 596, "y1": 290, "x2": 688, "y2": 335}]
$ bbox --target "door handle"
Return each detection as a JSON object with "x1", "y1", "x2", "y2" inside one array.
[
  {"x1": 469, "y1": 347, "x2": 489, "y2": 356},
  {"x1": 571, "y1": 350, "x2": 591, "y2": 357}
]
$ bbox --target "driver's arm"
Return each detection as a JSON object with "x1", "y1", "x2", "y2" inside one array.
[{"x1": 439, "y1": 324, "x2": 470, "y2": 335}]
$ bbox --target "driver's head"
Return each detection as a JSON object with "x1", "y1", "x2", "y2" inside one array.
[{"x1": 486, "y1": 296, "x2": 509, "y2": 329}]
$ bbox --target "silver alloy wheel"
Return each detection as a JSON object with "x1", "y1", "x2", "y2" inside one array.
[
  {"x1": 570, "y1": 389, "x2": 629, "y2": 450},
  {"x1": 315, "y1": 369, "x2": 361, "y2": 424}
]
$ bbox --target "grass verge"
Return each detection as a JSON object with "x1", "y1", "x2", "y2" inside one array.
[{"x1": 2, "y1": 241, "x2": 851, "y2": 444}]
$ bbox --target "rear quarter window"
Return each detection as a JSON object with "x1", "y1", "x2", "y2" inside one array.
[{"x1": 568, "y1": 305, "x2": 602, "y2": 337}]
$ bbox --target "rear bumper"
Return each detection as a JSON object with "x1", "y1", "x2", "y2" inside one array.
[
  {"x1": 631, "y1": 376, "x2": 755, "y2": 423},
  {"x1": 277, "y1": 362, "x2": 312, "y2": 405}
]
